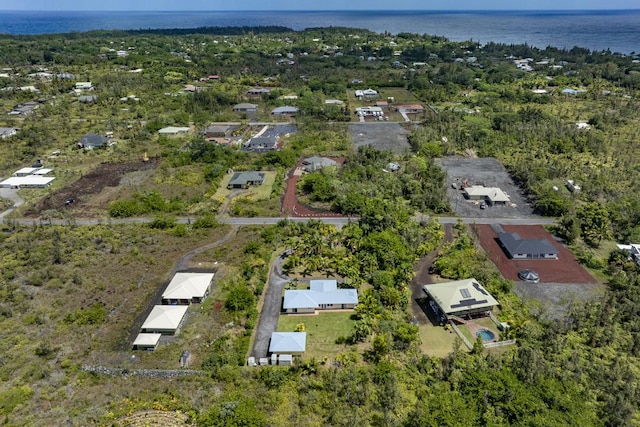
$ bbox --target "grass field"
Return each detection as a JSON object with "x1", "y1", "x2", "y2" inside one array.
[
  {"x1": 418, "y1": 323, "x2": 459, "y2": 358},
  {"x1": 277, "y1": 311, "x2": 357, "y2": 359},
  {"x1": 213, "y1": 171, "x2": 277, "y2": 201}
]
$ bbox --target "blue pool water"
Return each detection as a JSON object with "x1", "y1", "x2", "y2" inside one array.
[{"x1": 476, "y1": 329, "x2": 496, "y2": 341}]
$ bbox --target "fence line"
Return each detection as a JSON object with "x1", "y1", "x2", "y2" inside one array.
[
  {"x1": 483, "y1": 339, "x2": 517, "y2": 348},
  {"x1": 82, "y1": 365, "x2": 204, "y2": 378},
  {"x1": 449, "y1": 321, "x2": 473, "y2": 350}
]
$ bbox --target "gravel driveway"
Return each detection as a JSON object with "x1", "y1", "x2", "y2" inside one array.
[{"x1": 0, "y1": 188, "x2": 23, "y2": 218}]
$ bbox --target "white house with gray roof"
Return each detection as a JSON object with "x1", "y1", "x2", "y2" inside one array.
[{"x1": 283, "y1": 279, "x2": 358, "y2": 314}]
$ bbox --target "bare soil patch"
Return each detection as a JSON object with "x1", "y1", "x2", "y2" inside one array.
[
  {"x1": 348, "y1": 122, "x2": 413, "y2": 154},
  {"x1": 24, "y1": 158, "x2": 161, "y2": 218}
]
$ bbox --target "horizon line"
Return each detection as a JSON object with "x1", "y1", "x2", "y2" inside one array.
[{"x1": 1, "y1": 8, "x2": 640, "y2": 12}]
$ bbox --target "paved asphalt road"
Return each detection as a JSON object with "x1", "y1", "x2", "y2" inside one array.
[
  {"x1": 0, "y1": 215, "x2": 557, "y2": 227},
  {"x1": 250, "y1": 253, "x2": 290, "y2": 360}
]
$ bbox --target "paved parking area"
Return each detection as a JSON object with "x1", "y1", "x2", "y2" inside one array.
[{"x1": 437, "y1": 157, "x2": 540, "y2": 219}]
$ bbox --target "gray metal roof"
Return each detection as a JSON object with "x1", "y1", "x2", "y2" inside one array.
[
  {"x1": 269, "y1": 332, "x2": 306, "y2": 353},
  {"x1": 498, "y1": 232, "x2": 558, "y2": 257},
  {"x1": 228, "y1": 171, "x2": 265, "y2": 186}
]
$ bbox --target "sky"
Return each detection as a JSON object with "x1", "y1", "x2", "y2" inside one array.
[{"x1": 1, "y1": 0, "x2": 638, "y2": 11}]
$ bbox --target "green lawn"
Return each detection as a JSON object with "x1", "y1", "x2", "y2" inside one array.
[
  {"x1": 277, "y1": 311, "x2": 356, "y2": 359},
  {"x1": 419, "y1": 323, "x2": 460, "y2": 357}
]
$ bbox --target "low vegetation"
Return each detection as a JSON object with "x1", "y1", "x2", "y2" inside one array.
[{"x1": 0, "y1": 23, "x2": 638, "y2": 426}]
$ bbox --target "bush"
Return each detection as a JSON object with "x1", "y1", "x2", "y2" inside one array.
[
  {"x1": 63, "y1": 303, "x2": 107, "y2": 325},
  {"x1": 148, "y1": 215, "x2": 177, "y2": 229},
  {"x1": 225, "y1": 286, "x2": 255, "y2": 312},
  {"x1": 192, "y1": 214, "x2": 219, "y2": 229}
]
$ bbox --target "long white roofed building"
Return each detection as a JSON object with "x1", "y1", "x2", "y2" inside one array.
[{"x1": 161, "y1": 272, "x2": 214, "y2": 304}]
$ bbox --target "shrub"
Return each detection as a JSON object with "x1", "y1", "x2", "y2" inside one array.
[{"x1": 225, "y1": 286, "x2": 255, "y2": 312}]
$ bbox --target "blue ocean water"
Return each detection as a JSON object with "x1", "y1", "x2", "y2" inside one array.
[{"x1": 0, "y1": 10, "x2": 638, "y2": 54}]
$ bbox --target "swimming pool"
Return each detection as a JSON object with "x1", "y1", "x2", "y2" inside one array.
[{"x1": 476, "y1": 329, "x2": 496, "y2": 341}]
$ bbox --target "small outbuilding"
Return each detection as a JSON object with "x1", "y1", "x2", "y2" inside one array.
[
  {"x1": 269, "y1": 332, "x2": 306, "y2": 356},
  {"x1": 132, "y1": 333, "x2": 162, "y2": 350}
]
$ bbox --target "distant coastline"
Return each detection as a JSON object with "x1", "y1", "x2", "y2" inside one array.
[{"x1": 1, "y1": 9, "x2": 639, "y2": 54}]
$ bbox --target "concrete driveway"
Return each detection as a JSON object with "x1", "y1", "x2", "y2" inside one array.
[{"x1": 250, "y1": 253, "x2": 290, "y2": 359}]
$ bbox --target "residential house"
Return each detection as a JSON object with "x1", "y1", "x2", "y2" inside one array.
[
  {"x1": 0, "y1": 175, "x2": 55, "y2": 188},
  {"x1": 0, "y1": 127, "x2": 18, "y2": 139},
  {"x1": 283, "y1": 279, "x2": 358, "y2": 314},
  {"x1": 269, "y1": 332, "x2": 306, "y2": 356},
  {"x1": 158, "y1": 126, "x2": 190, "y2": 136},
  {"x1": 498, "y1": 232, "x2": 559, "y2": 259},
  {"x1": 227, "y1": 171, "x2": 266, "y2": 189},
  {"x1": 423, "y1": 278, "x2": 499, "y2": 320},
  {"x1": 78, "y1": 133, "x2": 108, "y2": 149},
  {"x1": 363, "y1": 88, "x2": 378, "y2": 98},
  {"x1": 205, "y1": 124, "x2": 237, "y2": 139},
  {"x1": 243, "y1": 137, "x2": 277, "y2": 152},
  {"x1": 233, "y1": 103, "x2": 258, "y2": 113},
  {"x1": 302, "y1": 156, "x2": 338, "y2": 173},
  {"x1": 355, "y1": 106, "x2": 383, "y2": 117},
  {"x1": 271, "y1": 106, "x2": 299, "y2": 116},
  {"x1": 463, "y1": 185, "x2": 510, "y2": 206},
  {"x1": 140, "y1": 305, "x2": 188, "y2": 334},
  {"x1": 396, "y1": 104, "x2": 425, "y2": 114},
  {"x1": 161, "y1": 272, "x2": 215, "y2": 305},
  {"x1": 9, "y1": 101, "x2": 40, "y2": 115},
  {"x1": 14, "y1": 167, "x2": 40, "y2": 177},
  {"x1": 247, "y1": 87, "x2": 271, "y2": 97}
]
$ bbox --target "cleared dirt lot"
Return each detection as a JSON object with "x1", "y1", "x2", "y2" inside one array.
[
  {"x1": 437, "y1": 157, "x2": 539, "y2": 219},
  {"x1": 474, "y1": 223, "x2": 603, "y2": 318},
  {"x1": 348, "y1": 122, "x2": 413, "y2": 154},
  {"x1": 513, "y1": 280, "x2": 605, "y2": 320},
  {"x1": 474, "y1": 224, "x2": 596, "y2": 284},
  {"x1": 23, "y1": 159, "x2": 160, "y2": 218}
]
